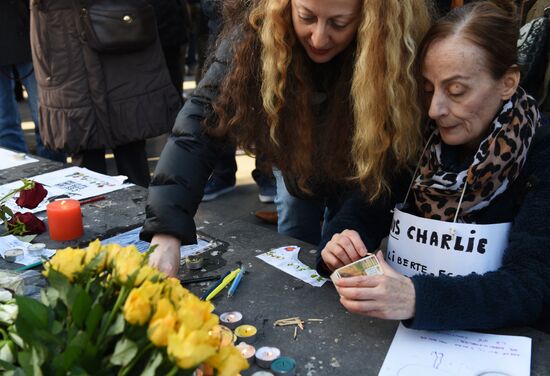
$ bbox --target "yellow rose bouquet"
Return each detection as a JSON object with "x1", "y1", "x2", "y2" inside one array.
[{"x1": 0, "y1": 240, "x2": 248, "y2": 375}]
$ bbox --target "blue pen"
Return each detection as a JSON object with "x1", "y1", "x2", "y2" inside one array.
[
  {"x1": 200, "y1": 270, "x2": 230, "y2": 300},
  {"x1": 227, "y1": 266, "x2": 245, "y2": 297}
]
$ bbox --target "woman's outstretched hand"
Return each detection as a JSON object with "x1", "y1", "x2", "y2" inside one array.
[
  {"x1": 321, "y1": 229, "x2": 369, "y2": 272},
  {"x1": 334, "y1": 251, "x2": 416, "y2": 320},
  {"x1": 149, "y1": 233, "x2": 181, "y2": 277}
]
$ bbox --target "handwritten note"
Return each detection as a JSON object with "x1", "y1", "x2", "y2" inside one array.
[
  {"x1": 0, "y1": 166, "x2": 131, "y2": 214},
  {"x1": 0, "y1": 148, "x2": 38, "y2": 170},
  {"x1": 257, "y1": 246, "x2": 327, "y2": 287},
  {"x1": 379, "y1": 323, "x2": 531, "y2": 376}
]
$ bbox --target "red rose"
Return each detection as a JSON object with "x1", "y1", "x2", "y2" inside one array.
[
  {"x1": 16, "y1": 182, "x2": 48, "y2": 209},
  {"x1": 7, "y1": 212, "x2": 46, "y2": 235}
]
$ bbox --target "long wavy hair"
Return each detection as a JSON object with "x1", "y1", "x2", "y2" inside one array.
[{"x1": 209, "y1": 0, "x2": 432, "y2": 200}]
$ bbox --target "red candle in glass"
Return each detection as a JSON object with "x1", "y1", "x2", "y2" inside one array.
[{"x1": 46, "y1": 199, "x2": 84, "y2": 241}]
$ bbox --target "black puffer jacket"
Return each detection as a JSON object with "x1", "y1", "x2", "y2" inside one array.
[
  {"x1": 0, "y1": 0, "x2": 32, "y2": 66},
  {"x1": 141, "y1": 35, "x2": 234, "y2": 245},
  {"x1": 316, "y1": 125, "x2": 550, "y2": 333}
]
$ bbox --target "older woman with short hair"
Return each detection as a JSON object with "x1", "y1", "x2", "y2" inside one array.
[{"x1": 318, "y1": 0, "x2": 550, "y2": 331}]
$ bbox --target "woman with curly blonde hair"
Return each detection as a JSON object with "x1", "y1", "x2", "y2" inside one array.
[{"x1": 142, "y1": 0, "x2": 433, "y2": 277}]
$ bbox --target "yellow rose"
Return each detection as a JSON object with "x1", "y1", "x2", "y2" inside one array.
[
  {"x1": 147, "y1": 298, "x2": 177, "y2": 347},
  {"x1": 135, "y1": 265, "x2": 163, "y2": 286},
  {"x1": 45, "y1": 248, "x2": 86, "y2": 282},
  {"x1": 176, "y1": 294, "x2": 218, "y2": 333},
  {"x1": 123, "y1": 281, "x2": 163, "y2": 326},
  {"x1": 167, "y1": 327, "x2": 217, "y2": 370},
  {"x1": 123, "y1": 288, "x2": 152, "y2": 326},
  {"x1": 205, "y1": 345, "x2": 249, "y2": 376},
  {"x1": 83, "y1": 239, "x2": 107, "y2": 272},
  {"x1": 111, "y1": 246, "x2": 145, "y2": 284},
  {"x1": 162, "y1": 277, "x2": 189, "y2": 306}
]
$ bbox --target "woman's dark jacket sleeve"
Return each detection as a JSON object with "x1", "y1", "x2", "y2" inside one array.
[
  {"x1": 140, "y1": 35, "x2": 233, "y2": 245},
  {"x1": 407, "y1": 128, "x2": 550, "y2": 331}
]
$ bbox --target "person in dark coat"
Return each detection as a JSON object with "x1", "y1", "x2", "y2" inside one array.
[
  {"x1": 30, "y1": 0, "x2": 182, "y2": 186},
  {"x1": 0, "y1": 0, "x2": 65, "y2": 161},
  {"x1": 148, "y1": 0, "x2": 189, "y2": 97},
  {"x1": 141, "y1": 0, "x2": 433, "y2": 276},
  {"x1": 318, "y1": 0, "x2": 550, "y2": 332}
]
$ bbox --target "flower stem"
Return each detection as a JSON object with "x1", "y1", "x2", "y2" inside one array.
[
  {"x1": 165, "y1": 365, "x2": 179, "y2": 376},
  {"x1": 97, "y1": 285, "x2": 128, "y2": 346},
  {"x1": 118, "y1": 342, "x2": 154, "y2": 376}
]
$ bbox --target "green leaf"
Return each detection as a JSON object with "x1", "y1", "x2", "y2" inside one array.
[
  {"x1": 46, "y1": 269, "x2": 71, "y2": 307},
  {"x1": 40, "y1": 288, "x2": 57, "y2": 308},
  {"x1": 139, "y1": 351, "x2": 163, "y2": 376},
  {"x1": 106, "y1": 313, "x2": 125, "y2": 337},
  {"x1": 16, "y1": 350, "x2": 30, "y2": 371},
  {"x1": 51, "y1": 320, "x2": 63, "y2": 335},
  {"x1": 30, "y1": 347, "x2": 45, "y2": 376},
  {"x1": 0, "y1": 358, "x2": 16, "y2": 370},
  {"x1": 14, "y1": 296, "x2": 49, "y2": 342},
  {"x1": 110, "y1": 338, "x2": 138, "y2": 367},
  {"x1": 71, "y1": 289, "x2": 93, "y2": 329},
  {"x1": 85, "y1": 303, "x2": 104, "y2": 338},
  {"x1": 49, "y1": 331, "x2": 87, "y2": 375}
]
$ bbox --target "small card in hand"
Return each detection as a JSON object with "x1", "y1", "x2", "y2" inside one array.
[{"x1": 330, "y1": 254, "x2": 383, "y2": 282}]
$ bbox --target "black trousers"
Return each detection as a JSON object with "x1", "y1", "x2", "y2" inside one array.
[{"x1": 71, "y1": 140, "x2": 150, "y2": 187}]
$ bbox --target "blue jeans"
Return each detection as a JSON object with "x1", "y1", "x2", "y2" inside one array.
[
  {"x1": 0, "y1": 64, "x2": 28, "y2": 152},
  {"x1": 274, "y1": 169, "x2": 342, "y2": 245},
  {"x1": 0, "y1": 63, "x2": 65, "y2": 161}
]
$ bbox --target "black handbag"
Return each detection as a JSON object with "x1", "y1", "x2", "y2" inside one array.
[
  {"x1": 518, "y1": 7, "x2": 550, "y2": 100},
  {"x1": 80, "y1": 0, "x2": 157, "y2": 54}
]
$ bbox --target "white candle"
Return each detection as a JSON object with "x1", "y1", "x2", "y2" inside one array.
[
  {"x1": 219, "y1": 311, "x2": 243, "y2": 329},
  {"x1": 255, "y1": 346, "x2": 281, "y2": 369},
  {"x1": 236, "y1": 342, "x2": 256, "y2": 363}
]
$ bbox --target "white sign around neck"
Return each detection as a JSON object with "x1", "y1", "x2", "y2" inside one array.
[{"x1": 386, "y1": 206, "x2": 511, "y2": 277}]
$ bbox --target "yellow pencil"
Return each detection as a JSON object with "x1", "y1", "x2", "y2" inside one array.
[{"x1": 205, "y1": 268, "x2": 241, "y2": 301}]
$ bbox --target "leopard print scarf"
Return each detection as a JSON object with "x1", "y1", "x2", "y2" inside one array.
[{"x1": 412, "y1": 87, "x2": 540, "y2": 222}]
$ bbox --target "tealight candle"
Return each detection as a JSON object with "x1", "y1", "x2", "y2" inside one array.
[
  {"x1": 234, "y1": 324, "x2": 257, "y2": 343},
  {"x1": 4, "y1": 248, "x2": 24, "y2": 263},
  {"x1": 236, "y1": 342, "x2": 256, "y2": 363},
  {"x1": 255, "y1": 346, "x2": 281, "y2": 369},
  {"x1": 46, "y1": 199, "x2": 83, "y2": 241},
  {"x1": 270, "y1": 356, "x2": 296, "y2": 376},
  {"x1": 219, "y1": 311, "x2": 243, "y2": 329},
  {"x1": 209, "y1": 325, "x2": 236, "y2": 348},
  {"x1": 185, "y1": 256, "x2": 204, "y2": 270},
  {"x1": 251, "y1": 372, "x2": 275, "y2": 376}
]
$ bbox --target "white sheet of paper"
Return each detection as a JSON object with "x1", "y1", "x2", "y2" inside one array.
[
  {"x1": 0, "y1": 235, "x2": 56, "y2": 266},
  {"x1": 0, "y1": 148, "x2": 38, "y2": 170},
  {"x1": 256, "y1": 246, "x2": 327, "y2": 287},
  {"x1": 379, "y1": 323, "x2": 531, "y2": 376},
  {"x1": 0, "y1": 166, "x2": 132, "y2": 214},
  {"x1": 102, "y1": 227, "x2": 213, "y2": 259}
]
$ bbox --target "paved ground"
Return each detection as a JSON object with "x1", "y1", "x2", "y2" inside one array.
[{"x1": 16, "y1": 77, "x2": 277, "y2": 232}]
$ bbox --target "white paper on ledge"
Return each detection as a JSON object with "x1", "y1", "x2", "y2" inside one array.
[
  {"x1": 0, "y1": 166, "x2": 132, "y2": 214},
  {"x1": 0, "y1": 235, "x2": 56, "y2": 266},
  {"x1": 0, "y1": 148, "x2": 39, "y2": 170},
  {"x1": 378, "y1": 323, "x2": 531, "y2": 376},
  {"x1": 256, "y1": 245, "x2": 327, "y2": 287}
]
